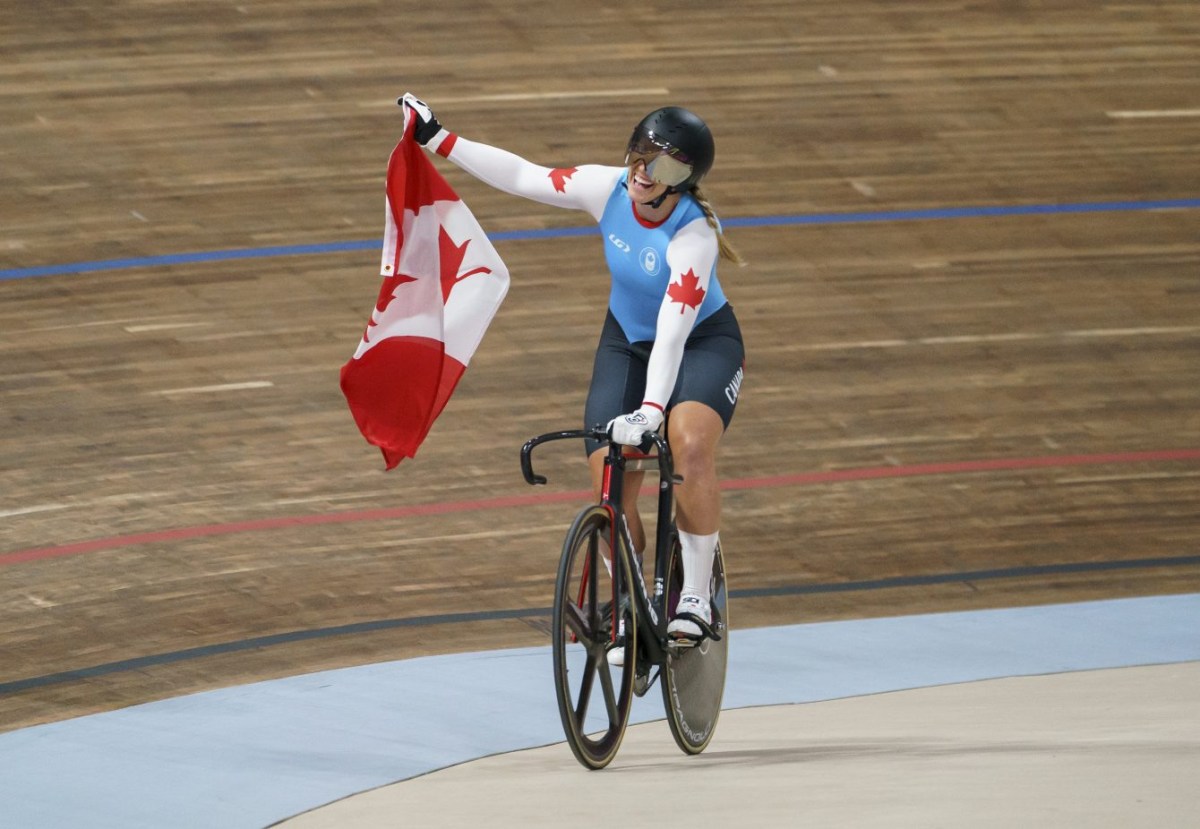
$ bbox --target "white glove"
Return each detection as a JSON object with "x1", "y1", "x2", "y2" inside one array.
[
  {"x1": 398, "y1": 93, "x2": 447, "y2": 146},
  {"x1": 607, "y1": 404, "x2": 665, "y2": 447}
]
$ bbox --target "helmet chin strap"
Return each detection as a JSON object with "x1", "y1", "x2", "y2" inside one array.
[
  {"x1": 622, "y1": 177, "x2": 685, "y2": 210},
  {"x1": 650, "y1": 182, "x2": 695, "y2": 208},
  {"x1": 647, "y1": 189, "x2": 672, "y2": 209}
]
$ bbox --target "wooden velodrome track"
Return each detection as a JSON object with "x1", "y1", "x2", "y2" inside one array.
[{"x1": 1, "y1": 0, "x2": 1198, "y2": 739}]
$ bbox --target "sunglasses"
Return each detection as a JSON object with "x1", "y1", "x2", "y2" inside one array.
[{"x1": 624, "y1": 135, "x2": 694, "y2": 188}]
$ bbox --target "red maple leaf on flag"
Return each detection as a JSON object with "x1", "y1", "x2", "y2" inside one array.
[
  {"x1": 364, "y1": 271, "x2": 418, "y2": 344},
  {"x1": 548, "y1": 167, "x2": 577, "y2": 193},
  {"x1": 376, "y1": 272, "x2": 417, "y2": 314},
  {"x1": 667, "y1": 268, "x2": 706, "y2": 313},
  {"x1": 438, "y1": 226, "x2": 493, "y2": 303}
]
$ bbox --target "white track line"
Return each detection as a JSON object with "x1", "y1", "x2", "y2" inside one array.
[
  {"x1": 0, "y1": 503, "x2": 70, "y2": 519},
  {"x1": 151, "y1": 381, "x2": 275, "y2": 396},
  {"x1": 20, "y1": 316, "x2": 202, "y2": 334},
  {"x1": 1056, "y1": 470, "x2": 1200, "y2": 485},
  {"x1": 1064, "y1": 326, "x2": 1200, "y2": 338},
  {"x1": 776, "y1": 325, "x2": 1200, "y2": 353},
  {"x1": 1106, "y1": 109, "x2": 1200, "y2": 119},
  {"x1": 2, "y1": 491, "x2": 175, "y2": 520},
  {"x1": 360, "y1": 88, "x2": 669, "y2": 107},
  {"x1": 123, "y1": 322, "x2": 212, "y2": 333}
]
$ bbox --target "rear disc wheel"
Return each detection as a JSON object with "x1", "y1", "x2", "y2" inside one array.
[{"x1": 661, "y1": 534, "x2": 729, "y2": 755}]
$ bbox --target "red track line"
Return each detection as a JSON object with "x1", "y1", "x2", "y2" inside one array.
[
  {"x1": 0, "y1": 490, "x2": 588, "y2": 566},
  {"x1": 721, "y1": 448, "x2": 1200, "y2": 490},
  {"x1": 3, "y1": 448, "x2": 1198, "y2": 567}
]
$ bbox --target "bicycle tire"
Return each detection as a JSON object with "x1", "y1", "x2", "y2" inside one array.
[
  {"x1": 551, "y1": 504, "x2": 637, "y2": 769},
  {"x1": 661, "y1": 534, "x2": 728, "y2": 755}
]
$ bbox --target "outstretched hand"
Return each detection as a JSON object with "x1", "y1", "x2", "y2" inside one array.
[{"x1": 398, "y1": 93, "x2": 445, "y2": 146}]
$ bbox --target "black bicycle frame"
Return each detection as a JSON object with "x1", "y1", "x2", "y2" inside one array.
[{"x1": 521, "y1": 427, "x2": 683, "y2": 663}]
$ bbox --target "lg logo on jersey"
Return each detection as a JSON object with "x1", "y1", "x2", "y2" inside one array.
[{"x1": 607, "y1": 234, "x2": 631, "y2": 253}]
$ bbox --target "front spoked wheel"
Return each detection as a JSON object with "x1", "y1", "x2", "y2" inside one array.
[
  {"x1": 551, "y1": 505, "x2": 637, "y2": 769},
  {"x1": 662, "y1": 534, "x2": 729, "y2": 755}
]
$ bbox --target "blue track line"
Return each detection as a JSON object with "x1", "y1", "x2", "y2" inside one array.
[{"x1": 2, "y1": 198, "x2": 1198, "y2": 282}]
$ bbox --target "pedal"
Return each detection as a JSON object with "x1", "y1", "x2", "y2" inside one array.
[{"x1": 670, "y1": 612, "x2": 723, "y2": 642}]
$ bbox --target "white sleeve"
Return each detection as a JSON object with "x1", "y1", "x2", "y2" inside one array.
[
  {"x1": 434, "y1": 133, "x2": 620, "y2": 221},
  {"x1": 641, "y1": 217, "x2": 720, "y2": 410}
]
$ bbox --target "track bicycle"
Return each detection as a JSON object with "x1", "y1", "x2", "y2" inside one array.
[{"x1": 520, "y1": 426, "x2": 729, "y2": 769}]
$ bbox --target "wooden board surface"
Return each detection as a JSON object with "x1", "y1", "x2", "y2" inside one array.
[{"x1": 2, "y1": 0, "x2": 1198, "y2": 731}]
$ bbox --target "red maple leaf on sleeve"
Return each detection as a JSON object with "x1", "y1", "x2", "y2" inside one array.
[
  {"x1": 667, "y1": 268, "x2": 706, "y2": 313},
  {"x1": 548, "y1": 167, "x2": 577, "y2": 193}
]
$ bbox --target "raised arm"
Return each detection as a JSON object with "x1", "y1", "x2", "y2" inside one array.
[{"x1": 401, "y1": 93, "x2": 619, "y2": 220}]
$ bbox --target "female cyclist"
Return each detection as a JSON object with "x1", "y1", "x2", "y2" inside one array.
[{"x1": 399, "y1": 94, "x2": 745, "y2": 640}]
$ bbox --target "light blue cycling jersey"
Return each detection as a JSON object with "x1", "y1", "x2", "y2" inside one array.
[
  {"x1": 437, "y1": 130, "x2": 729, "y2": 408},
  {"x1": 598, "y1": 180, "x2": 727, "y2": 343}
]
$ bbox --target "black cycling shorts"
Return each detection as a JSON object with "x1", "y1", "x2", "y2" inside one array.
[{"x1": 583, "y1": 303, "x2": 745, "y2": 456}]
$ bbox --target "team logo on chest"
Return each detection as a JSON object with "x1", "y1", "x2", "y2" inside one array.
[{"x1": 640, "y1": 247, "x2": 662, "y2": 276}]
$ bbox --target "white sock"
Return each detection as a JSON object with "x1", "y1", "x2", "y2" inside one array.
[{"x1": 678, "y1": 530, "x2": 718, "y2": 601}]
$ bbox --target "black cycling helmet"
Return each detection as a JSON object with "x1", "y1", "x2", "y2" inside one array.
[{"x1": 625, "y1": 106, "x2": 715, "y2": 193}]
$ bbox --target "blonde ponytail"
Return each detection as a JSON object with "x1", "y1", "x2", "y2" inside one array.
[{"x1": 692, "y1": 186, "x2": 745, "y2": 266}]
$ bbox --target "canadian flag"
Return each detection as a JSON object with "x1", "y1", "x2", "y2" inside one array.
[{"x1": 340, "y1": 113, "x2": 509, "y2": 469}]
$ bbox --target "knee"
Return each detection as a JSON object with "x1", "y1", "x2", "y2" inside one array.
[{"x1": 669, "y1": 429, "x2": 715, "y2": 479}]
